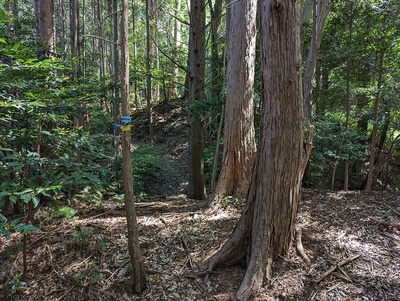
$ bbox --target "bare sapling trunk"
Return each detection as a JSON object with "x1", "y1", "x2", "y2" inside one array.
[
  {"x1": 121, "y1": 0, "x2": 147, "y2": 292},
  {"x1": 187, "y1": 0, "x2": 207, "y2": 200}
]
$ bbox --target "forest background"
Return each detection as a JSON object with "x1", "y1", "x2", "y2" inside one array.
[{"x1": 0, "y1": 0, "x2": 400, "y2": 300}]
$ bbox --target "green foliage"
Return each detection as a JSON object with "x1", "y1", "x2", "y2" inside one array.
[
  {"x1": 10, "y1": 219, "x2": 39, "y2": 235},
  {"x1": 8, "y1": 273, "x2": 26, "y2": 296},
  {"x1": 203, "y1": 146, "x2": 216, "y2": 184},
  {"x1": 307, "y1": 117, "x2": 368, "y2": 188},
  {"x1": 188, "y1": 96, "x2": 224, "y2": 120},
  {"x1": 73, "y1": 263, "x2": 101, "y2": 284},
  {"x1": 132, "y1": 144, "x2": 161, "y2": 197},
  {"x1": 0, "y1": 10, "x2": 118, "y2": 215},
  {"x1": 1, "y1": 242, "x2": 23, "y2": 258},
  {"x1": 50, "y1": 206, "x2": 76, "y2": 219},
  {"x1": 73, "y1": 227, "x2": 92, "y2": 247},
  {"x1": 94, "y1": 239, "x2": 107, "y2": 254}
]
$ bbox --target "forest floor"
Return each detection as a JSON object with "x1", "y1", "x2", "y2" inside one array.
[{"x1": 1, "y1": 101, "x2": 400, "y2": 301}]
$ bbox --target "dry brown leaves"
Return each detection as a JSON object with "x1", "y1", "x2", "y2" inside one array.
[{"x1": 0, "y1": 189, "x2": 399, "y2": 301}]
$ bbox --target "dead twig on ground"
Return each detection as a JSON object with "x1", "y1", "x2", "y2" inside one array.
[
  {"x1": 370, "y1": 217, "x2": 400, "y2": 227},
  {"x1": 55, "y1": 284, "x2": 77, "y2": 301},
  {"x1": 315, "y1": 253, "x2": 361, "y2": 283}
]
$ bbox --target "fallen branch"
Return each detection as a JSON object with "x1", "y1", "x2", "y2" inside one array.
[
  {"x1": 54, "y1": 284, "x2": 76, "y2": 301},
  {"x1": 315, "y1": 253, "x2": 361, "y2": 283},
  {"x1": 295, "y1": 226, "x2": 310, "y2": 264},
  {"x1": 332, "y1": 271, "x2": 352, "y2": 282},
  {"x1": 371, "y1": 217, "x2": 400, "y2": 228}
]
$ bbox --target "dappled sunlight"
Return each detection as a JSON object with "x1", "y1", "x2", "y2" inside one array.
[{"x1": 1, "y1": 190, "x2": 399, "y2": 300}]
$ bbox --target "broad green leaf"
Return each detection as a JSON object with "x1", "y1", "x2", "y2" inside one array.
[
  {"x1": 0, "y1": 213, "x2": 7, "y2": 223},
  {"x1": 17, "y1": 224, "x2": 40, "y2": 235},
  {"x1": 32, "y1": 196, "x2": 40, "y2": 208}
]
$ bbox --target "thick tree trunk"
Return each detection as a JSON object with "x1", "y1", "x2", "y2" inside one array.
[
  {"x1": 35, "y1": 0, "x2": 54, "y2": 57},
  {"x1": 206, "y1": 1, "x2": 307, "y2": 300},
  {"x1": 121, "y1": 0, "x2": 147, "y2": 292},
  {"x1": 187, "y1": 0, "x2": 206, "y2": 200},
  {"x1": 211, "y1": 0, "x2": 257, "y2": 206}
]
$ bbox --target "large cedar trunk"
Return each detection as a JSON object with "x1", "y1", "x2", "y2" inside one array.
[
  {"x1": 206, "y1": 1, "x2": 306, "y2": 300},
  {"x1": 187, "y1": 0, "x2": 207, "y2": 200},
  {"x1": 211, "y1": 0, "x2": 257, "y2": 205}
]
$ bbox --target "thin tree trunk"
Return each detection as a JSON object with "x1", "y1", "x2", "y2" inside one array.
[
  {"x1": 151, "y1": 0, "x2": 159, "y2": 104},
  {"x1": 187, "y1": 0, "x2": 206, "y2": 200},
  {"x1": 344, "y1": 2, "x2": 354, "y2": 191},
  {"x1": 300, "y1": 0, "x2": 313, "y2": 53},
  {"x1": 302, "y1": 0, "x2": 331, "y2": 120},
  {"x1": 112, "y1": 0, "x2": 120, "y2": 174},
  {"x1": 69, "y1": 0, "x2": 78, "y2": 79},
  {"x1": 366, "y1": 26, "x2": 386, "y2": 191},
  {"x1": 121, "y1": 0, "x2": 147, "y2": 292},
  {"x1": 211, "y1": 104, "x2": 224, "y2": 192},
  {"x1": 208, "y1": 0, "x2": 224, "y2": 101},
  {"x1": 145, "y1": 0, "x2": 153, "y2": 142},
  {"x1": 172, "y1": 0, "x2": 182, "y2": 98},
  {"x1": 131, "y1": 0, "x2": 139, "y2": 107}
]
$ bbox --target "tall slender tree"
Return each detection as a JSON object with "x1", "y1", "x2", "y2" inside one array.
[
  {"x1": 121, "y1": 0, "x2": 147, "y2": 293},
  {"x1": 302, "y1": 0, "x2": 331, "y2": 120},
  {"x1": 145, "y1": 0, "x2": 154, "y2": 142},
  {"x1": 69, "y1": 0, "x2": 79, "y2": 79},
  {"x1": 187, "y1": 0, "x2": 207, "y2": 200}
]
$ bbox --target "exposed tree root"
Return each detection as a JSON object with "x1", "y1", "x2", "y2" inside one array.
[{"x1": 295, "y1": 226, "x2": 310, "y2": 264}]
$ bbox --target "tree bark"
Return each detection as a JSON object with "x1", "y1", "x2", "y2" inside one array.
[
  {"x1": 121, "y1": 0, "x2": 147, "y2": 292},
  {"x1": 112, "y1": 0, "x2": 120, "y2": 174},
  {"x1": 171, "y1": 0, "x2": 182, "y2": 98},
  {"x1": 209, "y1": 0, "x2": 224, "y2": 101},
  {"x1": 302, "y1": 0, "x2": 331, "y2": 120},
  {"x1": 187, "y1": 0, "x2": 207, "y2": 200},
  {"x1": 210, "y1": 0, "x2": 257, "y2": 206},
  {"x1": 366, "y1": 21, "x2": 386, "y2": 191},
  {"x1": 145, "y1": 0, "x2": 154, "y2": 142},
  {"x1": 206, "y1": 1, "x2": 306, "y2": 300},
  {"x1": 69, "y1": 0, "x2": 79, "y2": 79},
  {"x1": 344, "y1": 1, "x2": 354, "y2": 191},
  {"x1": 35, "y1": 0, "x2": 54, "y2": 57}
]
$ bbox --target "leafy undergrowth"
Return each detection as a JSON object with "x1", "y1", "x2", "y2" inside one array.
[{"x1": 0, "y1": 189, "x2": 399, "y2": 301}]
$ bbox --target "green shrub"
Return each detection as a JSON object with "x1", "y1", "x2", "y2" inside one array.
[{"x1": 132, "y1": 144, "x2": 161, "y2": 196}]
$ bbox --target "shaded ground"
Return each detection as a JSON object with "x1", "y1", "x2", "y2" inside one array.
[
  {"x1": 1, "y1": 101, "x2": 400, "y2": 300},
  {"x1": 1, "y1": 189, "x2": 399, "y2": 300}
]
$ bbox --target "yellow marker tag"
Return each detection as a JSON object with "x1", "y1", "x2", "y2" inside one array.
[{"x1": 121, "y1": 125, "x2": 131, "y2": 131}]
